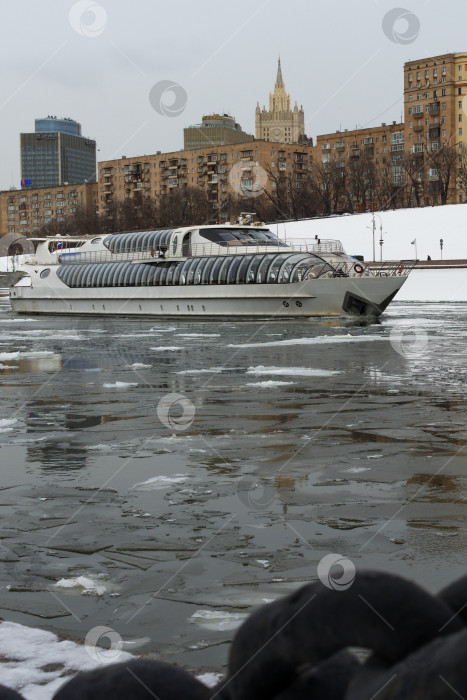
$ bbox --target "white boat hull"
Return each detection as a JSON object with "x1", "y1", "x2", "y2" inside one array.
[{"x1": 10, "y1": 276, "x2": 405, "y2": 318}]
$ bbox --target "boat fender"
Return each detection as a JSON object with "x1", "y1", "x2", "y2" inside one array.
[{"x1": 353, "y1": 263, "x2": 364, "y2": 274}]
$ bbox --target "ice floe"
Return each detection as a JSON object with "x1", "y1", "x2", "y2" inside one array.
[
  {"x1": 102, "y1": 381, "x2": 138, "y2": 388},
  {"x1": 246, "y1": 365, "x2": 340, "y2": 377},
  {"x1": 131, "y1": 474, "x2": 190, "y2": 490}
]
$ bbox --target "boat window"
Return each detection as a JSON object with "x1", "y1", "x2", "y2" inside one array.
[
  {"x1": 227, "y1": 256, "x2": 245, "y2": 284},
  {"x1": 106, "y1": 263, "x2": 121, "y2": 286},
  {"x1": 209, "y1": 257, "x2": 225, "y2": 284},
  {"x1": 277, "y1": 254, "x2": 309, "y2": 283},
  {"x1": 245, "y1": 255, "x2": 264, "y2": 283},
  {"x1": 266, "y1": 254, "x2": 293, "y2": 283},
  {"x1": 178, "y1": 259, "x2": 193, "y2": 285},
  {"x1": 158, "y1": 263, "x2": 171, "y2": 285},
  {"x1": 95, "y1": 264, "x2": 106, "y2": 287},
  {"x1": 113, "y1": 263, "x2": 125, "y2": 286},
  {"x1": 235, "y1": 256, "x2": 252, "y2": 284},
  {"x1": 187, "y1": 258, "x2": 203, "y2": 285},
  {"x1": 66, "y1": 267, "x2": 77, "y2": 286},
  {"x1": 217, "y1": 257, "x2": 233, "y2": 284},
  {"x1": 91, "y1": 238, "x2": 101, "y2": 245},
  {"x1": 140, "y1": 265, "x2": 152, "y2": 286},
  {"x1": 72, "y1": 265, "x2": 84, "y2": 287},
  {"x1": 67, "y1": 265, "x2": 82, "y2": 287},
  {"x1": 150, "y1": 264, "x2": 161, "y2": 285},
  {"x1": 133, "y1": 264, "x2": 145, "y2": 286},
  {"x1": 40, "y1": 269, "x2": 50, "y2": 279},
  {"x1": 128, "y1": 265, "x2": 140, "y2": 286},
  {"x1": 201, "y1": 257, "x2": 216, "y2": 284},
  {"x1": 100, "y1": 263, "x2": 113, "y2": 287},
  {"x1": 256, "y1": 254, "x2": 277, "y2": 284},
  {"x1": 161, "y1": 230, "x2": 172, "y2": 248},
  {"x1": 172, "y1": 236, "x2": 178, "y2": 256},
  {"x1": 199, "y1": 228, "x2": 287, "y2": 247},
  {"x1": 88, "y1": 264, "x2": 101, "y2": 287},
  {"x1": 80, "y1": 264, "x2": 95, "y2": 287},
  {"x1": 194, "y1": 258, "x2": 207, "y2": 285},
  {"x1": 171, "y1": 261, "x2": 184, "y2": 285},
  {"x1": 165, "y1": 262, "x2": 175, "y2": 285}
]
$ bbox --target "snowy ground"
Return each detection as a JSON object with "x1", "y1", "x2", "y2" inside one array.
[
  {"x1": 0, "y1": 621, "x2": 220, "y2": 700},
  {"x1": 270, "y1": 202, "x2": 467, "y2": 262}
]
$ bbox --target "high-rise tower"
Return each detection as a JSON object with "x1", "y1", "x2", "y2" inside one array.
[{"x1": 255, "y1": 58, "x2": 305, "y2": 143}]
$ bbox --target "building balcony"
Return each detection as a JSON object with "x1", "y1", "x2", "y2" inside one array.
[
  {"x1": 429, "y1": 127, "x2": 441, "y2": 140},
  {"x1": 413, "y1": 123, "x2": 424, "y2": 132},
  {"x1": 350, "y1": 150, "x2": 360, "y2": 159},
  {"x1": 428, "y1": 102, "x2": 440, "y2": 115}
]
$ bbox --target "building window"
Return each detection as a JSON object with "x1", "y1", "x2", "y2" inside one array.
[
  {"x1": 460, "y1": 128, "x2": 463, "y2": 136},
  {"x1": 442, "y1": 129, "x2": 446, "y2": 137},
  {"x1": 459, "y1": 114, "x2": 463, "y2": 122}
]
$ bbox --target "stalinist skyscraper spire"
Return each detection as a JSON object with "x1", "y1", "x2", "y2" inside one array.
[{"x1": 255, "y1": 57, "x2": 305, "y2": 144}]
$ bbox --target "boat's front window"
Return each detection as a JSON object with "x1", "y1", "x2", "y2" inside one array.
[{"x1": 199, "y1": 228, "x2": 287, "y2": 247}]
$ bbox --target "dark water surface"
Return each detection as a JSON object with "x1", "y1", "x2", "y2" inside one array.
[{"x1": 0, "y1": 293, "x2": 466, "y2": 671}]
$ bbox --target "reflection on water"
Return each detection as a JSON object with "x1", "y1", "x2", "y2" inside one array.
[{"x1": 0, "y1": 299, "x2": 466, "y2": 671}]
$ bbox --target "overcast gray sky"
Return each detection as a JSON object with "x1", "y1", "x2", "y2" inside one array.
[{"x1": 1, "y1": 0, "x2": 466, "y2": 190}]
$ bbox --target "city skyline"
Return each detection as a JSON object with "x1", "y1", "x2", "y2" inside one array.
[{"x1": 2, "y1": 0, "x2": 467, "y2": 191}]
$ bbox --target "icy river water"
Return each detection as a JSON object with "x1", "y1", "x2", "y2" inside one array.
[{"x1": 0, "y1": 294, "x2": 466, "y2": 679}]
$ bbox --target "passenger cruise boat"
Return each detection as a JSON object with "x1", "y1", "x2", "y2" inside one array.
[{"x1": 9, "y1": 222, "x2": 412, "y2": 318}]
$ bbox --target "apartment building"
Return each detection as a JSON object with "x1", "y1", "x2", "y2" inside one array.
[
  {"x1": 0, "y1": 182, "x2": 98, "y2": 237},
  {"x1": 97, "y1": 140, "x2": 314, "y2": 220},
  {"x1": 316, "y1": 121, "x2": 405, "y2": 167},
  {"x1": 404, "y1": 53, "x2": 467, "y2": 203}
]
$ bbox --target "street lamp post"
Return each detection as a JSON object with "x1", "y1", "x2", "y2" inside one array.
[{"x1": 369, "y1": 213, "x2": 383, "y2": 262}]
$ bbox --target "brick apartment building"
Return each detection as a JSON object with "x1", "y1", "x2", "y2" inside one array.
[
  {"x1": 0, "y1": 182, "x2": 98, "y2": 237},
  {"x1": 97, "y1": 140, "x2": 314, "y2": 222}
]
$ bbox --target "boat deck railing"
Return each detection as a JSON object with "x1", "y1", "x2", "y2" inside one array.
[
  {"x1": 31, "y1": 241, "x2": 345, "y2": 266},
  {"x1": 24, "y1": 244, "x2": 415, "y2": 278}
]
